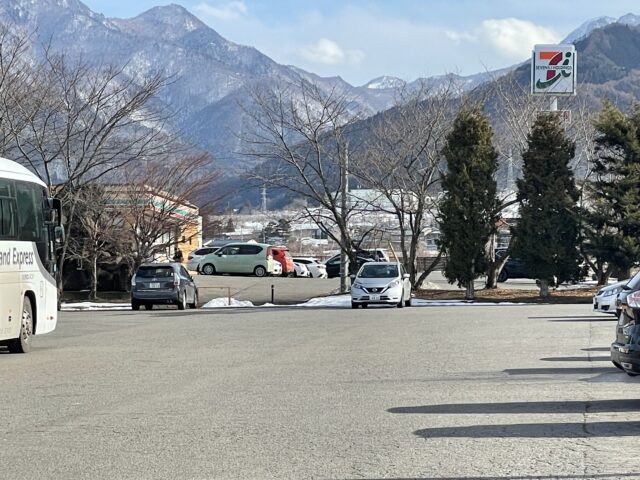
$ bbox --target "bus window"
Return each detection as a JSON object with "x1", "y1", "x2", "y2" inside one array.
[
  {"x1": 0, "y1": 198, "x2": 17, "y2": 238},
  {"x1": 0, "y1": 179, "x2": 14, "y2": 198},
  {"x1": 16, "y1": 182, "x2": 44, "y2": 242}
]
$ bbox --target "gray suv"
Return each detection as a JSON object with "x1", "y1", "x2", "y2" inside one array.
[{"x1": 131, "y1": 263, "x2": 198, "y2": 310}]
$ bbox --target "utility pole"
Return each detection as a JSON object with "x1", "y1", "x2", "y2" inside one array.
[
  {"x1": 261, "y1": 185, "x2": 267, "y2": 213},
  {"x1": 339, "y1": 146, "x2": 350, "y2": 293}
]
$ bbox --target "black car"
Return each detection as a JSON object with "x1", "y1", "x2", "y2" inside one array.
[
  {"x1": 615, "y1": 270, "x2": 640, "y2": 319},
  {"x1": 611, "y1": 288, "x2": 640, "y2": 377},
  {"x1": 131, "y1": 263, "x2": 198, "y2": 310},
  {"x1": 496, "y1": 250, "x2": 534, "y2": 282},
  {"x1": 325, "y1": 253, "x2": 376, "y2": 278}
]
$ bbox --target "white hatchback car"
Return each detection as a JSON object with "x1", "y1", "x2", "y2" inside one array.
[
  {"x1": 593, "y1": 279, "x2": 628, "y2": 315},
  {"x1": 350, "y1": 262, "x2": 412, "y2": 309},
  {"x1": 293, "y1": 262, "x2": 311, "y2": 278},
  {"x1": 187, "y1": 246, "x2": 220, "y2": 272},
  {"x1": 271, "y1": 260, "x2": 283, "y2": 276},
  {"x1": 292, "y1": 257, "x2": 327, "y2": 278}
]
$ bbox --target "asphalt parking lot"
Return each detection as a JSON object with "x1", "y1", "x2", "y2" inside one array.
[{"x1": 2, "y1": 303, "x2": 640, "y2": 479}]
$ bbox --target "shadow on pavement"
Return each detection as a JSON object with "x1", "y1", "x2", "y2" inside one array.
[
  {"x1": 528, "y1": 316, "x2": 615, "y2": 321},
  {"x1": 414, "y1": 421, "x2": 640, "y2": 438},
  {"x1": 388, "y1": 399, "x2": 640, "y2": 415},
  {"x1": 582, "y1": 347, "x2": 611, "y2": 352},
  {"x1": 540, "y1": 356, "x2": 610, "y2": 362},
  {"x1": 345, "y1": 474, "x2": 640, "y2": 480},
  {"x1": 503, "y1": 367, "x2": 616, "y2": 375}
]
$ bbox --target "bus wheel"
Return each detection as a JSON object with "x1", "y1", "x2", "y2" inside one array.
[{"x1": 8, "y1": 297, "x2": 33, "y2": 354}]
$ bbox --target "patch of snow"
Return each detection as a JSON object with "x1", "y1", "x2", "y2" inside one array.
[
  {"x1": 294, "y1": 295, "x2": 526, "y2": 308},
  {"x1": 202, "y1": 297, "x2": 254, "y2": 308},
  {"x1": 62, "y1": 302, "x2": 131, "y2": 311},
  {"x1": 364, "y1": 76, "x2": 406, "y2": 90},
  {"x1": 297, "y1": 295, "x2": 353, "y2": 308}
]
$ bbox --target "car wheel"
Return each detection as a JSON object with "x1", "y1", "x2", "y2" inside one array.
[
  {"x1": 361, "y1": 303, "x2": 368, "y2": 309},
  {"x1": 189, "y1": 290, "x2": 199, "y2": 309},
  {"x1": 202, "y1": 264, "x2": 216, "y2": 275},
  {"x1": 144, "y1": 303, "x2": 153, "y2": 310},
  {"x1": 177, "y1": 291, "x2": 187, "y2": 310},
  {"x1": 397, "y1": 291, "x2": 405, "y2": 308},
  {"x1": 254, "y1": 265, "x2": 267, "y2": 277},
  {"x1": 131, "y1": 300, "x2": 140, "y2": 311},
  {"x1": 498, "y1": 270, "x2": 508, "y2": 282},
  {"x1": 7, "y1": 297, "x2": 33, "y2": 354},
  {"x1": 351, "y1": 302, "x2": 359, "y2": 309}
]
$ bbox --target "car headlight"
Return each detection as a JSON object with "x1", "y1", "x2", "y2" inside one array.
[
  {"x1": 388, "y1": 279, "x2": 400, "y2": 288},
  {"x1": 627, "y1": 291, "x2": 640, "y2": 309},
  {"x1": 352, "y1": 282, "x2": 364, "y2": 290},
  {"x1": 603, "y1": 287, "x2": 621, "y2": 297}
]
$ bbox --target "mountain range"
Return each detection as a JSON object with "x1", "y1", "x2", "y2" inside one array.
[{"x1": 1, "y1": 1, "x2": 640, "y2": 206}]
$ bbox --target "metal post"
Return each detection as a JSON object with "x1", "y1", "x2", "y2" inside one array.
[
  {"x1": 271, "y1": 284, "x2": 274, "y2": 304},
  {"x1": 339, "y1": 146, "x2": 350, "y2": 293},
  {"x1": 227, "y1": 287, "x2": 231, "y2": 307},
  {"x1": 550, "y1": 96, "x2": 558, "y2": 112}
]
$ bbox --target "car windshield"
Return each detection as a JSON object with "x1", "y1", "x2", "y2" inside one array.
[
  {"x1": 358, "y1": 264, "x2": 398, "y2": 278},
  {"x1": 137, "y1": 266, "x2": 174, "y2": 278}
]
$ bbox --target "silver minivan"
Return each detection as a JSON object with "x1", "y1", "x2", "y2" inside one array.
[{"x1": 198, "y1": 242, "x2": 274, "y2": 277}]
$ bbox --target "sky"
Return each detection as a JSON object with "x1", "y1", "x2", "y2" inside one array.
[{"x1": 82, "y1": 0, "x2": 640, "y2": 86}]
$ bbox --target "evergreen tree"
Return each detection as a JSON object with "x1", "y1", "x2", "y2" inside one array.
[
  {"x1": 439, "y1": 106, "x2": 499, "y2": 300},
  {"x1": 582, "y1": 102, "x2": 640, "y2": 282},
  {"x1": 512, "y1": 113, "x2": 582, "y2": 297}
]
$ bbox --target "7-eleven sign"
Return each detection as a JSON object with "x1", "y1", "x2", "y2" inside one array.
[{"x1": 531, "y1": 44, "x2": 576, "y2": 95}]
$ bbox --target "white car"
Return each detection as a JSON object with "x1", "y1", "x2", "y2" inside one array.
[
  {"x1": 187, "y1": 246, "x2": 219, "y2": 272},
  {"x1": 292, "y1": 257, "x2": 327, "y2": 278},
  {"x1": 272, "y1": 260, "x2": 283, "y2": 276},
  {"x1": 294, "y1": 262, "x2": 311, "y2": 278},
  {"x1": 593, "y1": 279, "x2": 627, "y2": 315},
  {"x1": 350, "y1": 262, "x2": 412, "y2": 309}
]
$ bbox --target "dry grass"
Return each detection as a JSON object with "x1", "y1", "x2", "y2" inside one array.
[{"x1": 415, "y1": 286, "x2": 597, "y2": 304}]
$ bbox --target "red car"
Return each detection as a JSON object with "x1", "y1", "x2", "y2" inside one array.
[{"x1": 271, "y1": 247, "x2": 295, "y2": 277}]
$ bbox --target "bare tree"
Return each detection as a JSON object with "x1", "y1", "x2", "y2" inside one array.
[
  {"x1": 241, "y1": 79, "x2": 369, "y2": 292},
  {"x1": 353, "y1": 80, "x2": 460, "y2": 288},
  {"x1": 3, "y1": 48, "x2": 174, "y2": 287},
  {"x1": 117, "y1": 153, "x2": 215, "y2": 274},
  {"x1": 0, "y1": 24, "x2": 34, "y2": 155},
  {"x1": 65, "y1": 184, "x2": 123, "y2": 300}
]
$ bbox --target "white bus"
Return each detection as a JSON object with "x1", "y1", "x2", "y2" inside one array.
[{"x1": 0, "y1": 158, "x2": 63, "y2": 353}]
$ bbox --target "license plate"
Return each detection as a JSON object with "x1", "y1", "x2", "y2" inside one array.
[
  {"x1": 149, "y1": 282, "x2": 161, "y2": 289},
  {"x1": 369, "y1": 294, "x2": 380, "y2": 301}
]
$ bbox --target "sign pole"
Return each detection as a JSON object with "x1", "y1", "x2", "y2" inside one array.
[{"x1": 550, "y1": 96, "x2": 558, "y2": 112}]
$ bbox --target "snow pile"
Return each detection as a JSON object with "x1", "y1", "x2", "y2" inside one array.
[
  {"x1": 294, "y1": 295, "x2": 526, "y2": 308},
  {"x1": 62, "y1": 302, "x2": 131, "y2": 311},
  {"x1": 202, "y1": 297, "x2": 254, "y2": 308},
  {"x1": 297, "y1": 295, "x2": 352, "y2": 308}
]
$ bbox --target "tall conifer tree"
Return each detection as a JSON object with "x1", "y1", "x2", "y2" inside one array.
[
  {"x1": 440, "y1": 106, "x2": 499, "y2": 300},
  {"x1": 582, "y1": 102, "x2": 640, "y2": 282},
  {"x1": 513, "y1": 113, "x2": 582, "y2": 297}
]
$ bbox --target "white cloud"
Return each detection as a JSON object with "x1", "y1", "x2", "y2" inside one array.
[
  {"x1": 480, "y1": 18, "x2": 559, "y2": 59},
  {"x1": 299, "y1": 38, "x2": 364, "y2": 66},
  {"x1": 193, "y1": 1, "x2": 247, "y2": 21},
  {"x1": 445, "y1": 30, "x2": 477, "y2": 44}
]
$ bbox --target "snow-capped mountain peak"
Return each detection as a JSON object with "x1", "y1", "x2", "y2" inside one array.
[
  {"x1": 363, "y1": 76, "x2": 406, "y2": 90},
  {"x1": 562, "y1": 13, "x2": 640, "y2": 43}
]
